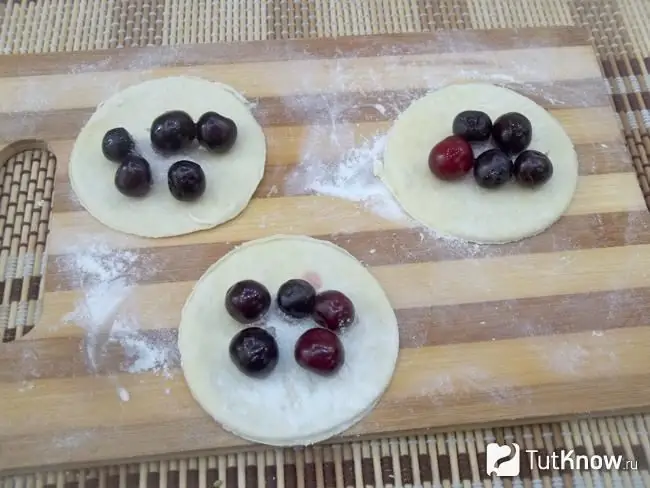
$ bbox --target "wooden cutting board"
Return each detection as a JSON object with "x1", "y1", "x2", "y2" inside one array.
[{"x1": 2, "y1": 27, "x2": 650, "y2": 472}]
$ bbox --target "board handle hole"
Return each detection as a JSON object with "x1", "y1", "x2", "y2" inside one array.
[{"x1": 0, "y1": 139, "x2": 57, "y2": 344}]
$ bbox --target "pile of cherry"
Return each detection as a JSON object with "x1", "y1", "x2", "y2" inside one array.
[
  {"x1": 429, "y1": 110, "x2": 554, "y2": 189},
  {"x1": 101, "y1": 110, "x2": 238, "y2": 200},
  {"x1": 224, "y1": 278, "x2": 357, "y2": 378}
]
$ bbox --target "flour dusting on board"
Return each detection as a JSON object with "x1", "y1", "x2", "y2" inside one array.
[
  {"x1": 110, "y1": 321, "x2": 178, "y2": 378},
  {"x1": 51, "y1": 430, "x2": 96, "y2": 450},
  {"x1": 5, "y1": 47, "x2": 186, "y2": 117},
  {"x1": 536, "y1": 336, "x2": 619, "y2": 377},
  {"x1": 286, "y1": 130, "x2": 406, "y2": 221},
  {"x1": 418, "y1": 365, "x2": 532, "y2": 406},
  {"x1": 57, "y1": 240, "x2": 174, "y2": 389},
  {"x1": 277, "y1": 53, "x2": 407, "y2": 222}
]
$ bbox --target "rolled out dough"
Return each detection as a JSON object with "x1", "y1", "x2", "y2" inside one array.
[
  {"x1": 69, "y1": 76, "x2": 266, "y2": 238},
  {"x1": 178, "y1": 235, "x2": 400, "y2": 446},
  {"x1": 377, "y1": 83, "x2": 579, "y2": 244}
]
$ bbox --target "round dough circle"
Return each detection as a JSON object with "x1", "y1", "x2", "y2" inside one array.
[
  {"x1": 377, "y1": 83, "x2": 579, "y2": 244},
  {"x1": 178, "y1": 235, "x2": 399, "y2": 446},
  {"x1": 69, "y1": 76, "x2": 266, "y2": 238}
]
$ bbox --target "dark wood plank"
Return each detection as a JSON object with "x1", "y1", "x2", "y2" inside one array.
[
  {"x1": 46, "y1": 212, "x2": 650, "y2": 291},
  {"x1": 3, "y1": 285, "x2": 647, "y2": 381},
  {"x1": 0, "y1": 28, "x2": 589, "y2": 78}
]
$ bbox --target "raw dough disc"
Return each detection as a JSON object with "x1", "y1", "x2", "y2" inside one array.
[
  {"x1": 178, "y1": 235, "x2": 400, "y2": 446},
  {"x1": 377, "y1": 83, "x2": 579, "y2": 244},
  {"x1": 69, "y1": 76, "x2": 266, "y2": 238}
]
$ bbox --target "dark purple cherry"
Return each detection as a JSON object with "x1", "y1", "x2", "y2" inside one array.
[
  {"x1": 452, "y1": 110, "x2": 492, "y2": 142},
  {"x1": 150, "y1": 110, "x2": 195, "y2": 153},
  {"x1": 114, "y1": 154, "x2": 152, "y2": 197},
  {"x1": 225, "y1": 279, "x2": 271, "y2": 324},
  {"x1": 473, "y1": 149, "x2": 513, "y2": 189},
  {"x1": 168, "y1": 160, "x2": 206, "y2": 201},
  {"x1": 277, "y1": 279, "x2": 316, "y2": 319},
  {"x1": 196, "y1": 111, "x2": 238, "y2": 153},
  {"x1": 102, "y1": 127, "x2": 136, "y2": 163},
  {"x1": 514, "y1": 150, "x2": 553, "y2": 188},
  {"x1": 229, "y1": 327, "x2": 278, "y2": 378},
  {"x1": 492, "y1": 112, "x2": 532, "y2": 155}
]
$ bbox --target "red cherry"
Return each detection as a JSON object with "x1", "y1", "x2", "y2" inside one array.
[
  {"x1": 428, "y1": 135, "x2": 473, "y2": 180},
  {"x1": 294, "y1": 328, "x2": 344, "y2": 375},
  {"x1": 312, "y1": 290, "x2": 355, "y2": 332}
]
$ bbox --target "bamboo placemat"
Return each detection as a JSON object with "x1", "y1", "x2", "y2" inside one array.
[{"x1": 2, "y1": 0, "x2": 650, "y2": 486}]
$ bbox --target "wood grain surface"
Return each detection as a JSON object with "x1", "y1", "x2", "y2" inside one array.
[{"x1": 2, "y1": 27, "x2": 650, "y2": 472}]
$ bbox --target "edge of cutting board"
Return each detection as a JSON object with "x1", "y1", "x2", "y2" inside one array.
[{"x1": 3, "y1": 26, "x2": 650, "y2": 472}]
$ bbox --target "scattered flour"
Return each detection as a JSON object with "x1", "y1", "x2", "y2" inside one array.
[
  {"x1": 544, "y1": 342, "x2": 591, "y2": 375},
  {"x1": 418, "y1": 366, "x2": 531, "y2": 406},
  {"x1": 117, "y1": 386, "x2": 130, "y2": 402},
  {"x1": 57, "y1": 239, "x2": 175, "y2": 380},
  {"x1": 69, "y1": 45, "x2": 183, "y2": 75},
  {"x1": 18, "y1": 380, "x2": 35, "y2": 392},
  {"x1": 19, "y1": 347, "x2": 41, "y2": 379},
  {"x1": 110, "y1": 323, "x2": 178, "y2": 378},
  {"x1": 536, "y1": 336, "x2": 618, "y2": 377},
  {"x1": 278, "y1": 53, "x2": 411, "y2": 224},
  {"x1": 285, "y1": 131, "x2": 407, "y2": 221},
  {"x1": 50, "y1": 430, "x2": 96, "y2": 450}
]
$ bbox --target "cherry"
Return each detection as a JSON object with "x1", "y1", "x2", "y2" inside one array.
[
  {"x1": 514, "y1": 150, "x2": 553, "y2": 188},
  {"x1": 196, "y1": 112, "x2": 238, "y2": 152},
  {"x1": 102, "y1": 127, "x2": 136, "y2": 163},
  {"x1": 225, "y1": 280, "x2": 271, "y2": 324},
  {"x1": 294, "y1": 327, "x2": 344, "y2": 375},
  {"x1": 168, "y1": 160, "x2": 206, "y2": 201},
  {"x1": 428, "y1": 135, "x2": 473, "y2": 181},
  {"x1": 492, "y1": 112, "x2": 532, "y2": 155},
  {"x1": 229, "y1": 327, "x2": 278, "y2": 378},
  {"x1": 473, "y1": 149, "x2": 513, "y2": 189},
  {"x1": 277, "y1": 279, "x2": 316, "y2": 319},
  {"x1": 114, "y1": 154, "x2": 152, "y2": 197},
  {"x1": 150, "y1": 110, "x2": 196, "y2": 153},
  {"x1": 452, "y1": 110, "x2": 492, "y2": 142},
  {"x1": 312, "y1": 290, "x2": 355, "y2": 332}
]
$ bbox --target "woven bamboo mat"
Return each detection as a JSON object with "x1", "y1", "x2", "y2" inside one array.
[{"x1": 2, "y1": 0, "x2": 650, "y2": 486}]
